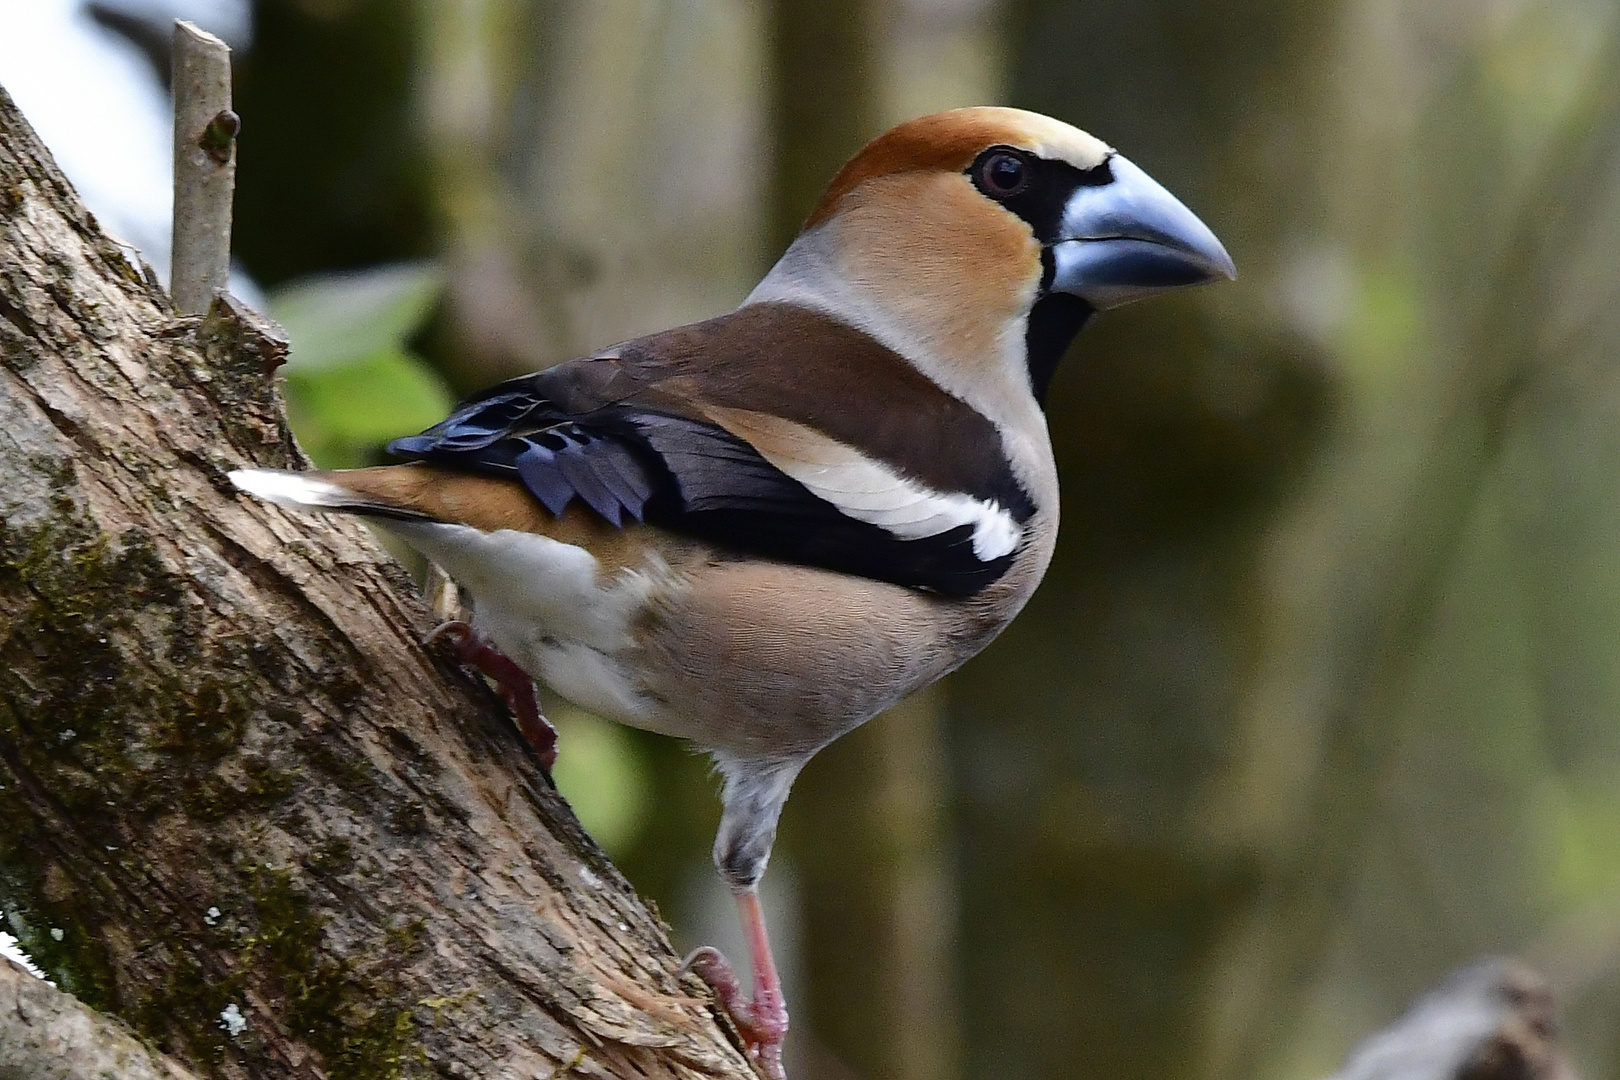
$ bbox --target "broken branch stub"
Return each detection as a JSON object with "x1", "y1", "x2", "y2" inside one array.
[{"x1": 169, "y1": 19, "x2": 236, "y2": 315}]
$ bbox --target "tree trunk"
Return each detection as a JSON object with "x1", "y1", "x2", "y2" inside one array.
[{"x1": 0, "y1": 83, "x2": 753, "y2": 1080}]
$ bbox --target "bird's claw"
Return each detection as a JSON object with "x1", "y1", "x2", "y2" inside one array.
[
  {"x1": 422, "y1": 619, "x2": 473, "y2": 649},
  {"x1": 426, "y1": 620, "x2": 558, "y2": 772},
  {"x1": 681, "y1": 946, "x2": 788, "y2": 1078}
]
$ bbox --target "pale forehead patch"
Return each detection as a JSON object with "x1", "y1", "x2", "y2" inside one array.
[{"x1": 973, "y1": 107, "x2": 1113, "y2": 171}]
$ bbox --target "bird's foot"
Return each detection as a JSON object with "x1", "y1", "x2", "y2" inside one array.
[
  {"x1": 681, "y1": 945, "x2": 788, "y2": 1079},
  {"x1": 426, "y1": 621, "x2": 557, "y2": 772}
]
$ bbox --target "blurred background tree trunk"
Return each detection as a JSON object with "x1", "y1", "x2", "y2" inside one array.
[
  {"x1": 948, "y1": 4, "x2": 1338, "y2": 1077},
  {"x1": 959, "y1": 5, "x2": 1620, "y2": 1080}
]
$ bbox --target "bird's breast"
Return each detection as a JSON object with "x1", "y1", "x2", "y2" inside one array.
[
  {"x1": 395, "y1": 516, "x2": 1051, "y2": 761},
  {"x1": 630, "y1": 537, "x2": 1048, "y2": 759}
]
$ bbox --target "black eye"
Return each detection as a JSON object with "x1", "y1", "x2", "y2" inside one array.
[{"x1": 976, "y1": 149, "x2": 1030, "y2": 199}]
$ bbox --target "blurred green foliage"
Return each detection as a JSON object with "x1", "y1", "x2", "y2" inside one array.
[
  {"x1": 271, "y1": 263, "x2": 452, "y2": 468},
  {"x1": 547, "y1": 703, "x2": 653, "y2": 859}
]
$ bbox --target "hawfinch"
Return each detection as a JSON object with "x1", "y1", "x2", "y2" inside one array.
[{"x1": 231, "y1": 107, "x2": 1234, "y2": 1079}]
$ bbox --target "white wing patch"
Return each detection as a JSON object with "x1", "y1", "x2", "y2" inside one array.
[{"x1": 704, "y1": 406, "x2": 1021, "y2": 561}]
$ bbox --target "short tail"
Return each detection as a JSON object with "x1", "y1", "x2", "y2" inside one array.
[{"x1": 228, "y1": 468, "x2": 434, "y2": 523}]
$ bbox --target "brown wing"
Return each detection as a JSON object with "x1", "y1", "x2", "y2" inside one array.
[{"x1": 381, "y1": 303, "x2": 1033, "y2": 597}]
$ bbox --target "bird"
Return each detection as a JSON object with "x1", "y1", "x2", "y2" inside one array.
[{"x1": 229, "y1": 106, "x2": 1234, "y2": 1079}]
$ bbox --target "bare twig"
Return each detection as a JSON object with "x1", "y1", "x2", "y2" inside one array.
[
  {"x1": 0, "y1": 959, "x2": 201, "y2": 1080},
  {"x1": 168, "y1": 19, "x2": 236, "y2": 314},
  {"x1": 1326, "y1": 960, "x2": 1576, "y2": 1080}
]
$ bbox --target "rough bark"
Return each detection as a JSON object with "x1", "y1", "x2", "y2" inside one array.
[
  {"x1": 0, "y1": 82, "x2": 753, "y2": 1080},
  {"x1": 1, "y1": 956, "x2": 202, "y2": 1080}
]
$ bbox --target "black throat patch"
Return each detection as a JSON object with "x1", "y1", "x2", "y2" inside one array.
[{"x1": 1026, "y1": 249, "x2": 1095, "y2": 405}]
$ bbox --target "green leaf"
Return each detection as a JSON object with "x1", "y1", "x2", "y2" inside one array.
[
  {"x1": 285, "y1": 350, "x2": 454, "y2": 468},
  {"x1": 269, "y1": 262, "x2": 444, "y2": 372}
]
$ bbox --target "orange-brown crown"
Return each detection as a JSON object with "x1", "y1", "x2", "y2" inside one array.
[{"x1": 803, "y1": 107, "x2": 1112, "y2": 232}]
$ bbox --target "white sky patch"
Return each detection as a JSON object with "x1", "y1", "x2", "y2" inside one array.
[
  {"x1": 0, "y1": 0, "x2": 176, "y2": 271},
  {"x1": 0, "y1": 0, "x2": 258, "y2": 301},
  {"x1": 1, "y1": 929, "x2": 51, "y2": 983}
]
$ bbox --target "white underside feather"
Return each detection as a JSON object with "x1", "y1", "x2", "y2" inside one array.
[{"x1": 385, "y1": 520, "x2": 660, "y2": 725}]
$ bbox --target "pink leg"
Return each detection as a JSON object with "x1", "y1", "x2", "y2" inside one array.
[
  {"x1": 426, "y1": 621, "x2": 558, "y2": 772},
  {"x1": 682, "y1": 889, "x2": 788, "y2": 1079}
]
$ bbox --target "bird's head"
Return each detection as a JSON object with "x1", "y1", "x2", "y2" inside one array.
[{"x1": 746, "y1": 106, "x2": 1236, "y2": 410}]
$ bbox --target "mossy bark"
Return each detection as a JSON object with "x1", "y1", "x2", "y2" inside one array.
[{"x1": 0, "y1": 84, "x2": 753, "y2": 1080}]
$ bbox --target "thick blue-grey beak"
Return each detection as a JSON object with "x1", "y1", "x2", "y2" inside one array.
[{"x1": 1048, "y1": 153, "x2": 1236, "y2": 309}]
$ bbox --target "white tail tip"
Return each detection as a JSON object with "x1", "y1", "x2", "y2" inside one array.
[{"x1": 228, "y1": 468, "x2": 357, "y2": 512}]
